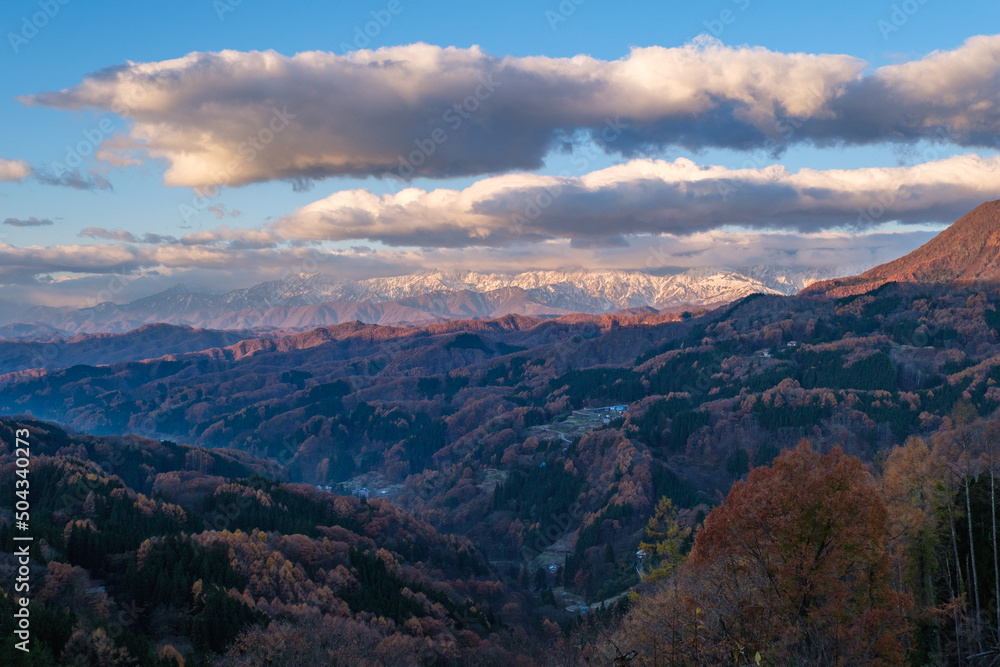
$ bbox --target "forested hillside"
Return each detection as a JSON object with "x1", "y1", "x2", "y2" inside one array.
[
  {"x1": 0, "y1": 419, "x2": 544, "y2": 665},
  {"x1": 579, "y1": 429, "x2": 1000, "y2": 665},
  {"x1": 6, "y1": 281, "x2": 1000, "y2": 663}
]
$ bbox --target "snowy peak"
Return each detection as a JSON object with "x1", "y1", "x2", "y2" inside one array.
[{"x1": 1, "y1": 266, "x2": 867, "y2": 334}]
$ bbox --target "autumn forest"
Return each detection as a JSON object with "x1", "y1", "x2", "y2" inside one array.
[{"x1": 2, "y1": 270, "x2": 1000, "y2": 665}]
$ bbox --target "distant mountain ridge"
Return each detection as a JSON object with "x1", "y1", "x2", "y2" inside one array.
[
  {"x1": 0, "y1": 323, "x2": 258, "y2": 375},
  {"x1": 1, "y1": 266, "x2": 865, "y2": 334},
  {"x1": 234, "y1": 266, "x2": 856, "y2": 307},
  {"x1": 802, "y1": 200, "x2": 1000, "y2": 297}
]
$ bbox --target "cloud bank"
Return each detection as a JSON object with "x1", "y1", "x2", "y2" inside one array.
[
  {"x1": 266, "y1": 154, "x2": 1000, "y2": 247},
  {"x1": 22, "y1": 36, "x2": 1000, "y2": 188},
  {"x1": 0, "y1": 152, "x2": 985, "y2": 306}
]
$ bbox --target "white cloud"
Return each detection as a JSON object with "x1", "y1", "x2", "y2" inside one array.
[
  {"x1": 23, "y1": 36, "x2": 1000, "y2": 188},
  {"x1": 0, "y1": 152, "x2": 992, "y2": 307},
  {"x1": 0, "y1": 159, "x2": 32, "y2": 182},
  {"x1": 268, "y1": 154, "x2": 1000, "y2": 246}
]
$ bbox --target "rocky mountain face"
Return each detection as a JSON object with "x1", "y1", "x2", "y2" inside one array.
[
  {"x1": 0, "y1": 266, "x2": 859, "y2": 334},
  {"x1": 802, "y1": 200, "x2": 1000, "y2": 298}
]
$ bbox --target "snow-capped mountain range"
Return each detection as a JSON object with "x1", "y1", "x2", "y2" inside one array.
[
  {"x1": 219, "y1": 266, "x2": 860, "y2": 310},
  {"x1": 0, "y1": 266, "x2": 868, "y2": 334}
]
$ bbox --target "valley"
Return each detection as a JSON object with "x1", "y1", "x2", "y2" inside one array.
[
  {"x1": 5, "y1": 9, "x2": 1000, "y2": 663},
  {"x1": 5, "y1": 203, "x2": 1000, "y2": 663}
]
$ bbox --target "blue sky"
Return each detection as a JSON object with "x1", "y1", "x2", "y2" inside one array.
[{"x1": 1, "y1": 0, "x2": 999, "y2": 306}]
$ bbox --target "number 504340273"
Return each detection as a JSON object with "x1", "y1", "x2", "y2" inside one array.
[{"x1": 14, "y1": 428, "x2": 30, "y2": 531}]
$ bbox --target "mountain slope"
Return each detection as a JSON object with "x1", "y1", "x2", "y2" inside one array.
[
  {"x1": 802, "y1": 200, "x2": 1000, "y2": 297},
  {"x1": 0, "y1": 418, "x2": 521, "y2": 664},
  {"x1": 1, "y1": 266, "x2": 860, "y2": 334},
  {"x1": 0, "y1": 323, "x2": 258, "y2": 375},
  {"x1": 7, "y1": 281, "x2": 1000, "y2": 651}
]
